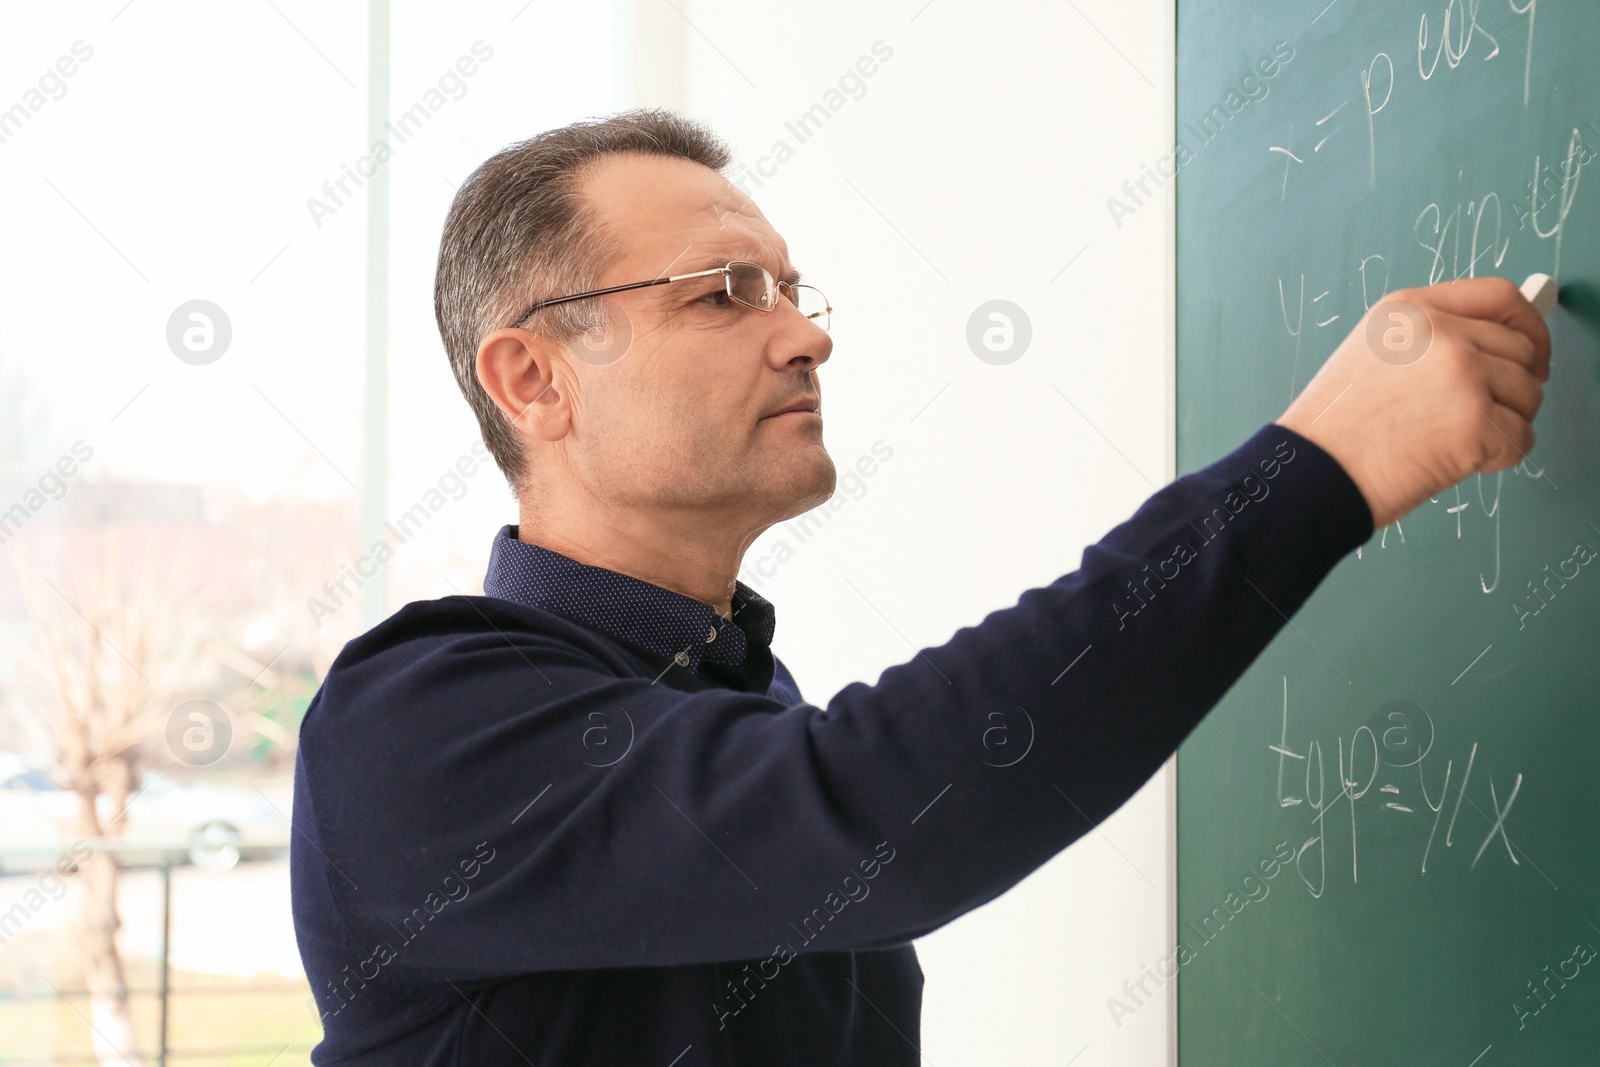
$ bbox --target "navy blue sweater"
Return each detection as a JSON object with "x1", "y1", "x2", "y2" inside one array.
[{"x1": 290, "y1": 421, "x2": 1373, "y2": 1065}]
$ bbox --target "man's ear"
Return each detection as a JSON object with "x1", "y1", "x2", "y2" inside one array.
[{"x1": 476, "y1": 329, "x2": 573, "y2": 444}]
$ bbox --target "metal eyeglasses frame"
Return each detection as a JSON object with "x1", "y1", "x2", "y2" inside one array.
[{"x1": 507, "y1": 260, "x2": 831, "y2": 331}]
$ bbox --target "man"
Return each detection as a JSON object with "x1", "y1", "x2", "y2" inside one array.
[{"x1": 290, "y1": 109, "x2": 1549, "y2": 1064}]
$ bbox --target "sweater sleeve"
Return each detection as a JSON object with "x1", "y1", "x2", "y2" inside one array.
[{"x1": 294, "y1": 421, "x2": 1373, "y2": 981}]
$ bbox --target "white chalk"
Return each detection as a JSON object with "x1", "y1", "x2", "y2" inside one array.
[{"x1": 1521, "y1": 273, "x2": 1559, "y2": 318}]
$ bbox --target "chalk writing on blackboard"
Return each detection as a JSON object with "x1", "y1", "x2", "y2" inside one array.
[{"x1": 1269, "y1": 677, "x2": 1538, "y2": 897}]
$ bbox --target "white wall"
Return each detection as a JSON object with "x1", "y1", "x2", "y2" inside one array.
[{"x1": 651, "y1": 1, "x2": 1180, "y2": 1063}]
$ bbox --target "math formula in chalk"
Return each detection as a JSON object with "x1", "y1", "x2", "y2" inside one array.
[
  {"x1": 1269, "y1": 678, "x2": 1533, "y2": 899},
  {"x1": 1346, "y1": 459, "x2": 1549, "y2": 605}
]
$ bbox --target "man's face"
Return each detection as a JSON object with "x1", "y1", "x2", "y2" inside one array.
[{"x1": 553, "y1": 153, "x2": 836, "y2": 533}]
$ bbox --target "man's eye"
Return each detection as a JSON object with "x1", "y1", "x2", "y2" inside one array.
[{"x1": 698, "y1": 288, "x2": 733, "y2": 307}]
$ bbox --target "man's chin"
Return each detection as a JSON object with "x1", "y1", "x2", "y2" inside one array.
[{"x1": 771, "y1": 454, "x2": 836, "y2": 521}]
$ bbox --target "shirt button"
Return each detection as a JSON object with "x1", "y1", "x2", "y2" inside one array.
[
  {"x1": 705, "y1": 625, "x2": 718, "y2": 644},
  {"x1": 674, "y1": 651, "x2": 691, "y2": 667}
]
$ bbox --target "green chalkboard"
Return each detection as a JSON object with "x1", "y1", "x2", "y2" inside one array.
[{"x1": 1174, "y1": 2, "x2": 1600, "y2": 1064}]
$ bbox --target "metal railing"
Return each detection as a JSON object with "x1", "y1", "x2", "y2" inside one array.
[{"x1": 0, "y1": 842, "x2": 310, "y2": 1067}]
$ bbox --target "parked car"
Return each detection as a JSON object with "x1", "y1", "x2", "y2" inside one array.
[{"x1": 0, "y1": 767, "x2": 289, "y2": 872}]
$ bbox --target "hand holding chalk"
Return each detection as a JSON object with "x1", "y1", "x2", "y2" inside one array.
[
  {"x1": 1521, "y1": 273, "x2": 1559, "y2": 318},
  {"x1": 1276, "y1": 275, "x2": 1551, "y2": 530}
]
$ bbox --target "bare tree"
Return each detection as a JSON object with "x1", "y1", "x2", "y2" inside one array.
[{"x1": 10, "y1": 527, "x2": 209, "y2": 1066}]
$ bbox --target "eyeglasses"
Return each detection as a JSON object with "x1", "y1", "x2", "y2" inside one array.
[{"x1": 509, "y1": 260, "x2": 831, "y2": 332}]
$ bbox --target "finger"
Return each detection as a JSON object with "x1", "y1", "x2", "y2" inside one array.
[
  {"x1": 1471, "y1": 348, "x2": 1544, "y2": 424},
  {"x1": 1459, "y1": 392, "x2": 1537, "y2": 474},
  {"x1": 1412, "y1": 276, "x2": 1551, "y2": 378},
  {"x1": 1438, "y1": 310, "x2": 1539, "y2": 373}
]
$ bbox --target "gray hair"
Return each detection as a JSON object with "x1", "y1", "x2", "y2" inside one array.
[{"x1": 433, "y1": 107, "x2": 733, "y2": 496}]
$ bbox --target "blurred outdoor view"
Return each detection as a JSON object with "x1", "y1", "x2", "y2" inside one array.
[{"x1": 0, "y1": 2, "x2": 612, "y2": 1061}]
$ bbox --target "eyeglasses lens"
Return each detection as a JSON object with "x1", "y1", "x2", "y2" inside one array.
[
  {"x1": 726, "y1": 261, "x2": 830, "y2": 331},
  {"x1": 727, "y1": 262, "x2": 776, "y2": 311}
]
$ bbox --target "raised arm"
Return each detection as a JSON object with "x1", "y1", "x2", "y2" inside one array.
[{"x1": 293, "y1": 274, "x2": 1550, "y2": 982}]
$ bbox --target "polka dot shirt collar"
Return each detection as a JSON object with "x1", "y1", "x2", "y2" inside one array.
[{"x1": 482, "y1": 525, "x2": 775, "y2": 673}]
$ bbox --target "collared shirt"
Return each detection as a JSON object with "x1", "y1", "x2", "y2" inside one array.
[
  {"x1": 290, "y1": 421, "x2": 1374, "y2": 1066},
  {"x1": 483, "y1": 529, "x2": 776, "y2": 679}
]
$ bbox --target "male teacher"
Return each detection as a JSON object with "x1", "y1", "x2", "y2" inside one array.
[{"x1": 290, "y1": 109, "x2": 1549, "y2": 1064}]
